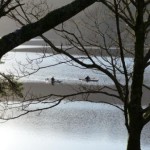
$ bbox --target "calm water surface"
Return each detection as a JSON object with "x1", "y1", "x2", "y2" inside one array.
[
  {"x1": 0, "y1": 46, "x2": 150, "y2": 150},
  {"x1": 0, "y1": 102, "x2": 149, "y2": 150},
  {"x1": 1, "y1": 51, "x2": 150, "y2": 85}
]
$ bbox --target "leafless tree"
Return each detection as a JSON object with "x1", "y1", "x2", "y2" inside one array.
[
  {"x1": 8, "y1": 1, "x2": 150, "y2": 150},
  {"x1": 44, "y1": 1, "x2": 150, "y2": 150},
  {"x1": 0, "y1": 0, "x2": 98, "y2": 121},
  {"x1": 0, "y1": 1, "x2": 150, "y2": 150},
  {"x1": 0, "y1": 0, "x2": 97, "y2": 58},
  {"x1": 0, "y1": 1, "x2": 98, "y2": 108}
]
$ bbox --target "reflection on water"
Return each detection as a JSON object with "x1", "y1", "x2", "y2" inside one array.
[
  {"x1": 0, "y1": 102, "x2": 149, "y2": 150},
  {"x1": 0, "y1": 50, "x2": 150, "y2": 149},
  {"x1": 1, "y1": 52, "x2": 150, "y2": 85}
]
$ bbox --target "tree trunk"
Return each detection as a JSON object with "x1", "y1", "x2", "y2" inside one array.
[
  {"x1": 127, "y1": 126, "x2": 142, "y2": 150},
  {"x1": 126, "y1": 106, "x2": 143, "y2": 150},
  {"x1": 127, "y1": 1, "x2": 145, "y2": 149}
]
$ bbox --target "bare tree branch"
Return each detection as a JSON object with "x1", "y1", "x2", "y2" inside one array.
[{"x1": 0, "y1": 0, "x2": 97, "y2": 58}]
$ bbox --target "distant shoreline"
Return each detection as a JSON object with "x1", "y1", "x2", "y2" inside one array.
[
  {"x1": 12, "y1": 38, "x2": 136, "y2": 57},
  {"x1": 12, "y1": 46, "x2": 134, "y2": 57}
]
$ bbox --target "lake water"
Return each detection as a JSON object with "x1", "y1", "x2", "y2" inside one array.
[
  {"x1": 0, "y1": 102, "x2": 150, "y2": 150},
  {"x1": 1, "y1": 51, "x2": 111, "y2": 83},
  {"x1": 1, "y1": 49, "x2": 150, "y2": 85},
  {"x1": 0, "y1": 40, "x2": 150, "y2": 150}
]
